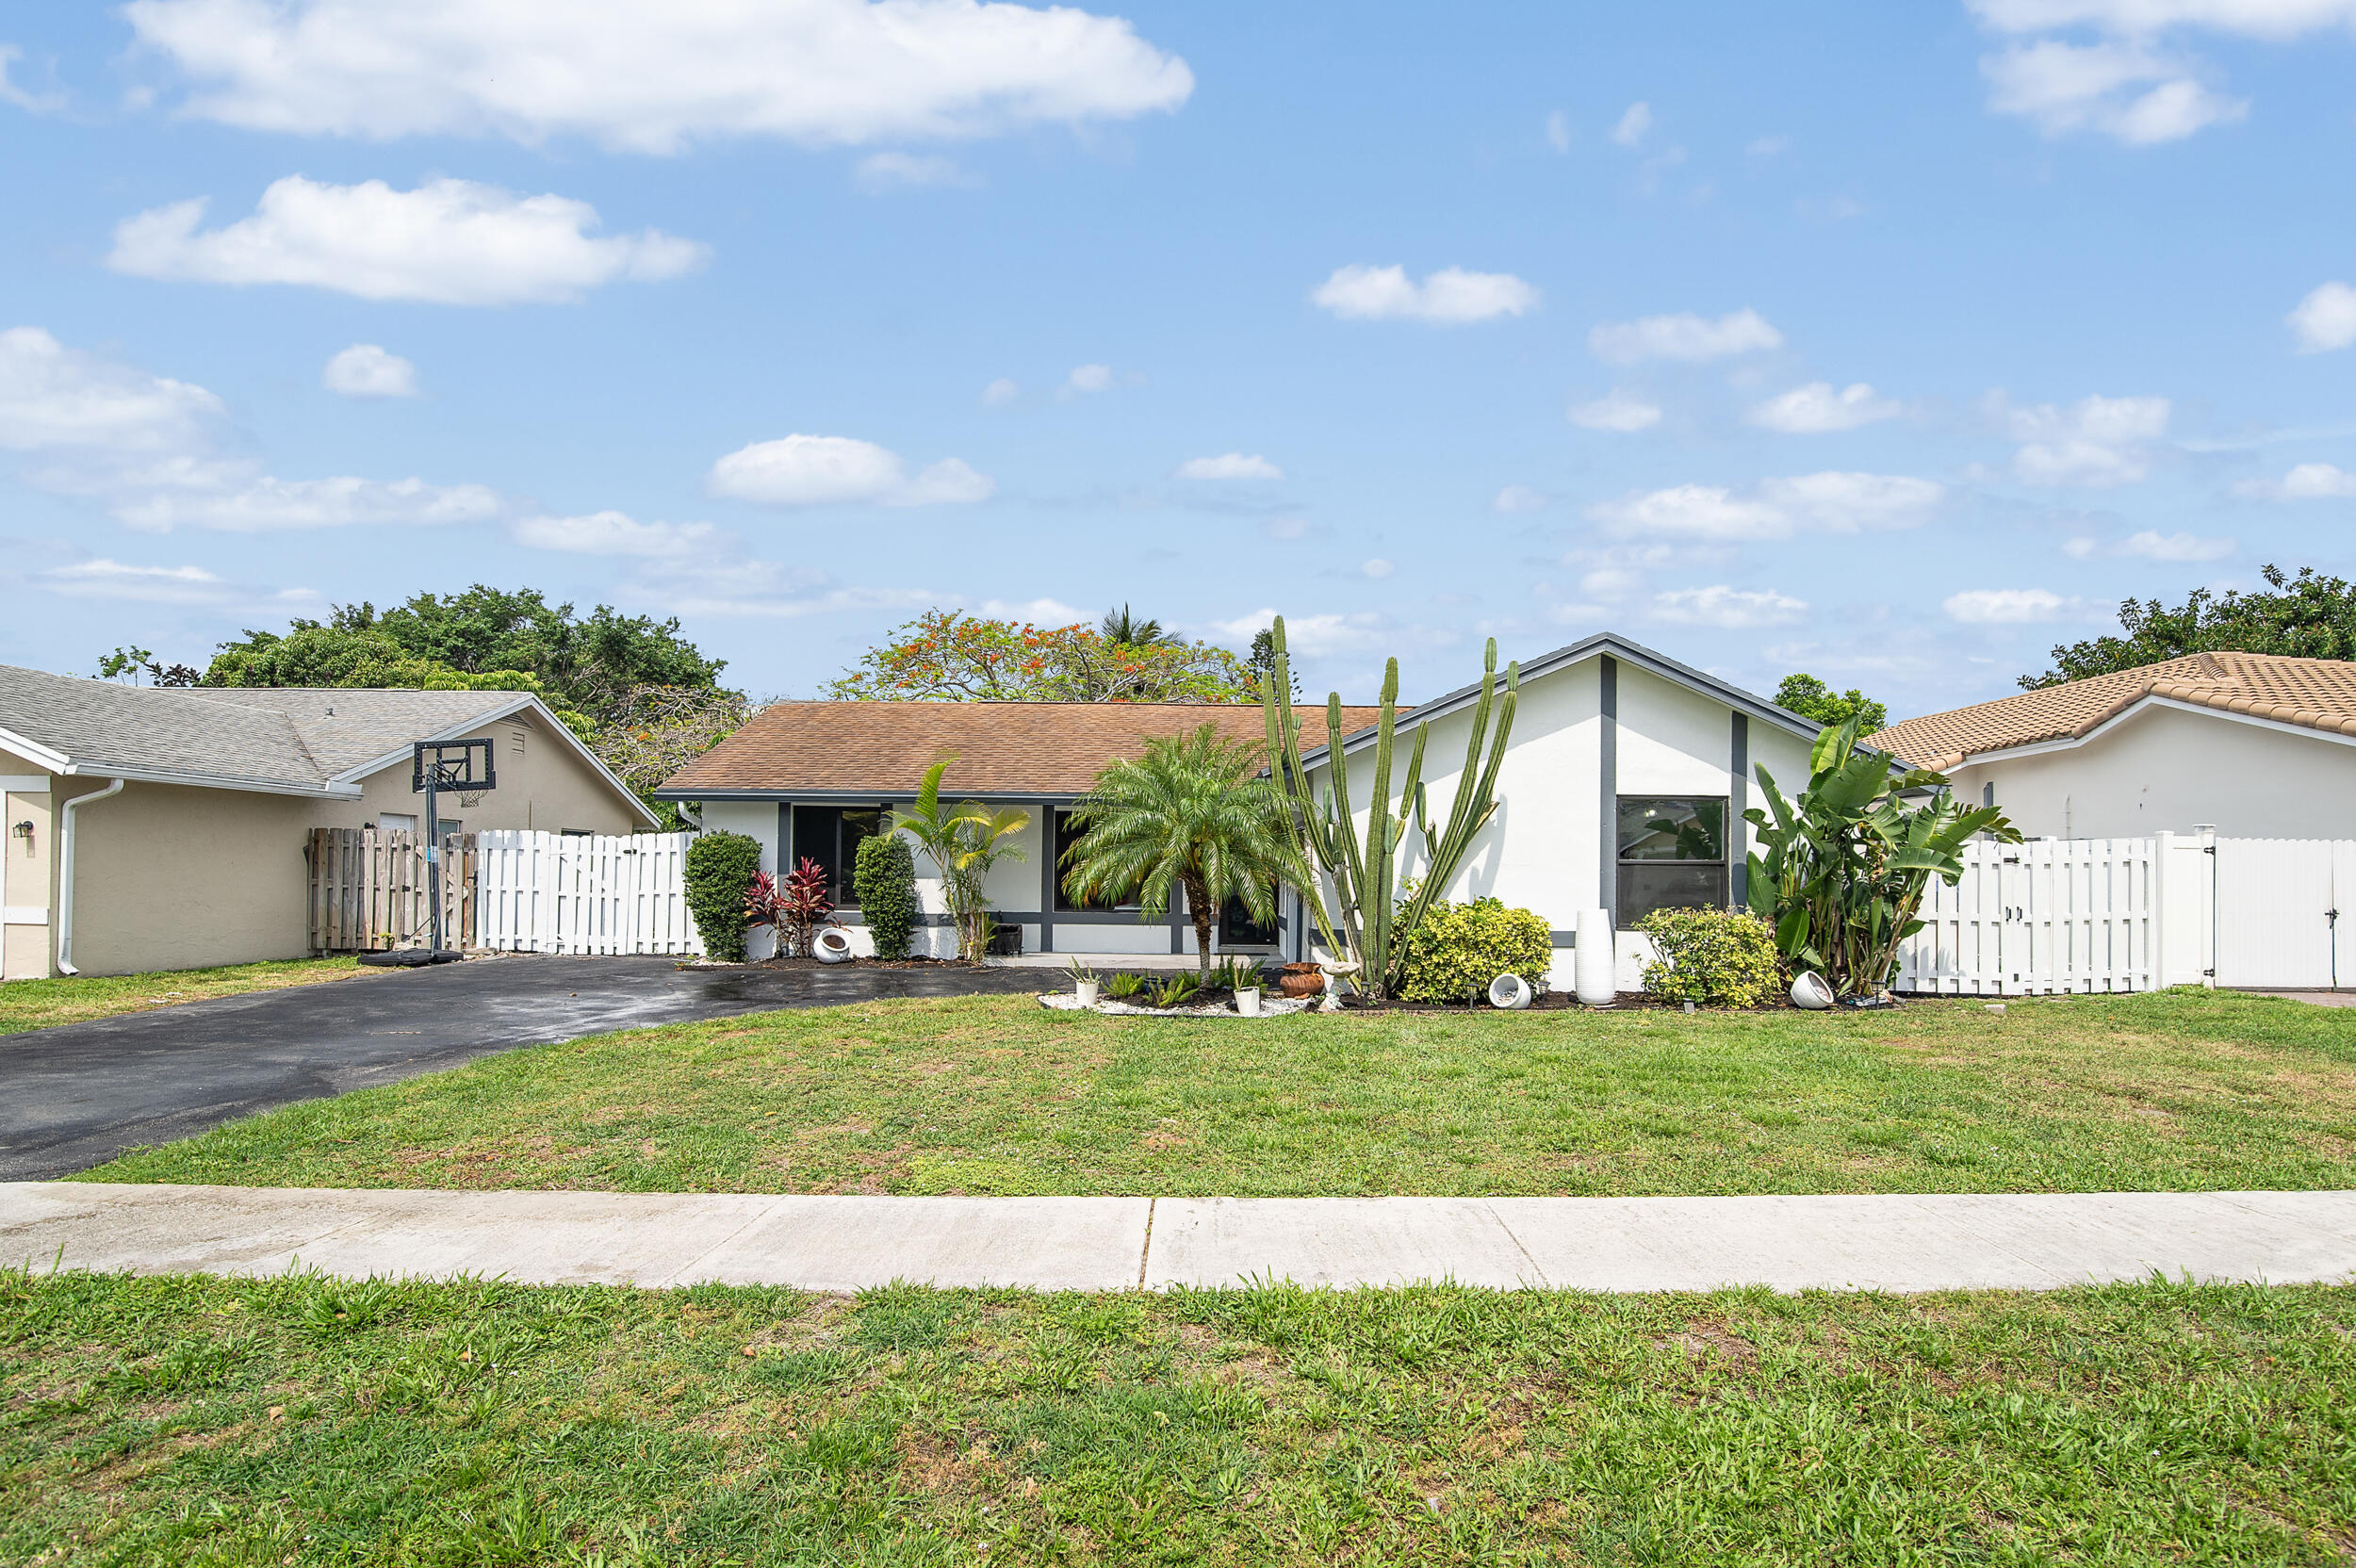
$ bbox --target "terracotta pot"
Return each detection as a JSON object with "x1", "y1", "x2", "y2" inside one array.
[{"x1": 1276, "y1": 967, "x2": 1325, "y2": 999}]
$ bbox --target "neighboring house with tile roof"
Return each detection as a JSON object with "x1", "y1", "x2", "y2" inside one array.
[
  {"x1": 659, "y1": 632, "x2": 1822, "y2": 985},
  {"x1": 1871, "y1": 651, "x2": 2356, "y2": 841},
  {"x1": 0, "y1": 664, "x2": 654, "y2": 979}
]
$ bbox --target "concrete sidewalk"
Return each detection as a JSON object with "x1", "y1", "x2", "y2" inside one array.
[{"x1": 8, "y1": 1184, "x2": 2355, "y2": 1293}]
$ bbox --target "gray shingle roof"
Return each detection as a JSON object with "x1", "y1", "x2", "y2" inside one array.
[{"x1": 0, "y1": 664, "x2": 528, "y2": 794}]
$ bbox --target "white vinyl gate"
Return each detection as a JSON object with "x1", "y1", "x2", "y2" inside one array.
[
  {"x1": 1893, "y1": 838, "x2": 2155, "y2": 996},
  {"x1": 474, "y1": 830, "x2": 703, "y2": 956},
  {"x1": 2212, "y1": 838, "x2": 2355, "y2": 991}
]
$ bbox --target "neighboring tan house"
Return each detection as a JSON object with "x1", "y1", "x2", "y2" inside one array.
[
  {"x1": 0, "y1": 665, "x2": 655, "y2": 980},
  {"x1": 1872, "y1": 651, "x2": 2356, "y2": 841},
  {"x1": 659, "y1": 631, "x2": 1822, "y2": 988}
]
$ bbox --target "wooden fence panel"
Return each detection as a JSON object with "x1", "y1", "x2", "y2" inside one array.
[{"x1": 306, "y1": 828, "x2": 478, "y2": 952}]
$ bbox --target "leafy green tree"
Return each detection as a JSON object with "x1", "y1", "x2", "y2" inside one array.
[
  {"x1": 2023, "y1": 564, "x2": 2356, "y2": 689},
  {"x1": 1774, "y1": 674, "x2": 1888, "y2": 734},
  {"x1": 1245, "y1": 628, "x2": 1301, "y2": 702},
  {"x1": 1061, "y1": 723, "x2": 1309, "y2": 978},
  {"x1": 95, "y1": 646, "x2": 201, "y2": 687},
  {"x1": 828, "y1": 609, "x2": 1252, "y2": 703},
  {"x1": 203, "y1": 586, "x2": 727, "y2": 727}
]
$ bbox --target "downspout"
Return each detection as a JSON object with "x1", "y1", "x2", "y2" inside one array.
[{"x1": 56, "y1": 777, "x2": 125, "y2": 975}]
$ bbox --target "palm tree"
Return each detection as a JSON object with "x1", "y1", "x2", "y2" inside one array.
[
  {"x1": 1061, "y1": 725, "x2": 1309, "y2": 977},
  {"x1": 891, "y1": 757, "x2": 1030, "y2": 961},
  {"x1": 1100, "y1": 603, "x2": 1169, "y2": 647}
]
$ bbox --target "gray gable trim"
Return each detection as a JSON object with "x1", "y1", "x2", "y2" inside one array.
[{"x1": 1294, "y1": 631, "x2": 1821, "y2": 765}]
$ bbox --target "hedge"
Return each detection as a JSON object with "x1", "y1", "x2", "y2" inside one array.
[
  {"x1": 1392, "y1": 897, "x2": 1553, "y2": 1004},
  {"x1": 683, "y1": 831, "x2": 763, "y2": 963},
  {"x1": 854, "y1": 833, "x2": 918, "y2": 960},
  {"x1": 1636, "y1": 906, "x2": 1781, "y2": 1008}
]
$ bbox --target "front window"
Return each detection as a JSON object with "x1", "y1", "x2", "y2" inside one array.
[
  {"x1": 1616, "y1": 796, "x2": 1727, "y2": 926},
  {"x1": 794, "y1": 805, "x2": 884, "y2": 907},
  {"x1": 1054, "y1": 810, "x2": 1139, "y2": 911},
  {"x1": 1220, "y1": 893, "x2": 1279, "y2": 946}
]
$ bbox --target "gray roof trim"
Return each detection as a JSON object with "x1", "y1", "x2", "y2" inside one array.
[
  {"x1": 1294, "y1": 631, "x2": 1821, "y2": 766},
  {"x1": 656, "y1": 786, "x2": 1081, "y2": 806}
]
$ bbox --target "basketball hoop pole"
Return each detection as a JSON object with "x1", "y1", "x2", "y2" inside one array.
[
  {"x1": 411, "y1": 739, "x2": 494, "y2": 959},
  {"x1": 424, "y1": 760, "x2": 444, "y2": 956}
]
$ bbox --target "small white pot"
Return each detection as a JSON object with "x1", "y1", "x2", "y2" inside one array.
[
  {"x1": 1075, "y1": 980, "x2": 1101, "y2": 1007},
  {"x1": 1790, "y1": 971, "x2": 1834, "y2": 1010},
  {"x1": 813, "y1": 926, "x2": 856, "y2": 964},
  {"x1": 1487, "y1": 973, "x2": 1533, "y2": 1010},
  {"x1": 1235, "y1": 986, "x2": 1262, "y2": 1017}
]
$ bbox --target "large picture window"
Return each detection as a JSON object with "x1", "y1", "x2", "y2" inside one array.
[
  {"x1": 793, "y1": 805, "x2": 883, "y2": 907},
  {"x1": 1053, "y1": 810, "x2": 1137, "y2": 912},
  {"x1": 1616, "y1": 796, "x2": 1728, "y2": 926},
  {"x1": 1220, "y1": 893, "x2": 1279, "y2": 947}
]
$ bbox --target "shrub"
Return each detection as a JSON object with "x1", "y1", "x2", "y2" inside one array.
[
  {"x1": 1636, "y1": 906, "x2": 1781, "y2": 1008},
  {"x1": 854, "y1": 834, "x2": 918, "y2": 960},
  {"x1": 1392, "y1": 897, "x2": 1552, "y2": 1004},
  {"x1": 684, "y1": 831, "x2": 763, "y2": 962}
]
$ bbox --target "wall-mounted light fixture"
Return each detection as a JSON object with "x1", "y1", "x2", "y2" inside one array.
[{"x1": 11, "y1": 820, "x2": 33, "y2": 845}]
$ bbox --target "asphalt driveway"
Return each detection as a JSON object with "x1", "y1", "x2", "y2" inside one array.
[{"x1": 0, "y1": 956, "x2": 1048, "y2": 1181}]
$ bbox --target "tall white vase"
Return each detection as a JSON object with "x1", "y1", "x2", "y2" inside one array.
[{"x1": 1574, "y1": 906, "x2": 1617, "y2": 1006}]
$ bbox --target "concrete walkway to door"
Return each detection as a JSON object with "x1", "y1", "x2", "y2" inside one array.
[{"x1": 7, "y1": 1184, "x2": 2353, "y2": 1294}]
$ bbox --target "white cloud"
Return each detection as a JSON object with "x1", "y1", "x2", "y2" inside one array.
[
  {"x1": 1991, "y1": 391, "x2": 2170, "y2": 486},
  {"x1": 2235, "y1": 461, "x2": 2356, "y2": 498},
  {"x1": 38, "y1": 558, "x2": 319, "y2": 611},
  {"x1": 1361, "y1": 558, "x2": 1394, "y2": 579},
  {"x1": 1943, "y1": 587, "x2": 2080, "y2": 623},
  {"x1": 980, "y1": 377, "x2": 1021, "y2": 407},
  {"x1": 1176, "y1": 452, "x2": 1281, "y2": 481},
  {"x1": 855, "y1": 152, "x2": 976, "y2": 189},
  {"x1": 1312, "y1": 265, "x2": 1539, "y2": 325},
  {"x1": 1063, "y1": 363, "x2": 1115, "y2": 394},
  {"x1": 1745, "y1": 381, "x2": 1901, "y2": 433},
  {"x1": 1650, "y1": 585, "x2": 1808, "y2": 629},
  {"x1": 122, "y1": 0, "x2": 1195, "y2": 155},
  {"x1": 1981, "y1": 40, "x2": 2243, "y2": 143},
  {"x1": 1207, "y1": 607, "x2": 1386, "y2": 657},
  {"x1": 1546, "y1": 109, "x2": 1571, "y2": 153},
  {"x1": 1970, "y1": 1, "x2": 2356, "y2": 35},
  {"x1": 1588, "y1": 308, "x2": 1782, "y2": 365},
  {"x1": 972, "y1": 596, "x2": 1089, "y2": 626},
  {"x1": 1566, "y1": 388, "x2": 1662, "y2": 432},
  {"x1": 513, "y1": 511, "x2": 718, "y2": 556},
  {"x1": 2288, "y1": 282, "x2": 2356, "y2": 352},
  {"x1": 106, "y1": 177, "x2": 709, "y2": 305},
  {"x1": 1492, "y1": 484, "x2": 1550, "y2": 514},
  {"x1": 0, "y1": 326, "x2": 224, "y2": 454},
  {"x1": 706, "y1": 433, "x2": 993, "y2": 507},
  {"x1": 0, "y1": 43, "x2": 64, "y2": 114},
  {"x1": 1610, "y1": 101, "x2": 1653, "y2": 146},
  {"x1": 0, "y1": 327, "x2": 506, "y2": 532},
  {"x1": 1592, "y1": 471, "x2": 1941, "y2": 541},
  {"x1": 322, "y1": 343, "x2": 418, "y2": 399},
  {"x1": 2119, "y1": 529, "x2": 2235, "y2": 560},
  {"x1": 115, "y1": 475, "x2": 503, "y2": 532}
]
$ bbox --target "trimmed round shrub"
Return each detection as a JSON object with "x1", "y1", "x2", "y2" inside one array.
[
  {"x1": 684, "y1": 830, "x2": 763, "y2": 962},
  {"x1": 1394, "y1": 897, "x2": 1553, "y2": 1004},
  {"x1": 1636, "y1": 906, "x2": 1780, "y2": 1008},
  {"x1": 854, "y1": 832, "x2": 918, "y2": 960}
]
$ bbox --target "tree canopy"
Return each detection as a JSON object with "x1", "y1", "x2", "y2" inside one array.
[
  {"x1": 1774, "y1": 674, "x2": 1888, "y2": 735},
  {"x1": 2022, "y1": 565, "x2": 2356, "y2": 689},
  {"x1": 202, "y1": 586, "x2": 728, "y2": 727},
  {"x1": 827, "y1": 609, "x2": 1252, "y2": 703}
]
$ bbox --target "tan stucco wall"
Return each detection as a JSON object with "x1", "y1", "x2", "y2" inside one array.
[
  {"x1": 322, "y1": 710, "x2": 644, "y2": 836},
  {"x1": 59, "y1": 779, "x2": 319, "y2": 977},
  {"x1": 2, "y1": 767, "x2": 57, "y2": 981},
  {"x1": 1946, "y1": 703, "x2": 2356, "y2": 841}
]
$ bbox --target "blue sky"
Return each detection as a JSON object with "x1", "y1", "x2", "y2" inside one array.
[{"x1": 4, "y1": 1, "x2": 2353, "y2": 715}]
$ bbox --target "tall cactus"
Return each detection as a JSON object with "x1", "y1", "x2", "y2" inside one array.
[{"x1": 1261, "y1": 616, "x2": 1518, "y2": 999}]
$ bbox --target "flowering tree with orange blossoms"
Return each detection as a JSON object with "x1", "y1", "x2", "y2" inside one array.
[{"x1": 826, "y1": 611, "x2": 1252, "y2": 703}]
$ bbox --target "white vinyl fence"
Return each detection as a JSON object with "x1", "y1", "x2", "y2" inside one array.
[
  {"x1": 474, "y1": 830, "x2": 703, "y2": 956},
  {"x1": 1894, "y1": 830, "x2": 2352, "y2": 995}
]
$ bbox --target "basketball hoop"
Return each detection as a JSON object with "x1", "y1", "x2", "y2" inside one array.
[{"x1": 412, "y1": 740, "x2": 497, "y2": 957}]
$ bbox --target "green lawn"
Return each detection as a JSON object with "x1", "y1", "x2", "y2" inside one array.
[
  {"x1": 0, "y1": 956, "x2": 366, "y2": 1036},
  {"x1": 5, "y1": 1267, "x2": 2351, "y2": 1566},
  {"x1": 82, "y1": 988, "x2": 2356, "y2": 1197}
]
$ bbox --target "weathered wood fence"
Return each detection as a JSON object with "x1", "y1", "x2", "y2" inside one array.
[{"x1": 306, "y1": 828, "x2": 477, "y2": 953}]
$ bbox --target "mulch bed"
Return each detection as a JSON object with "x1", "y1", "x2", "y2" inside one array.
[{"x1": 681, "y1": 956, "x2": 990, "y2": 972}]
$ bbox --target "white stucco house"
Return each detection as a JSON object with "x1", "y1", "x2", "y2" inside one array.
[
  {"x1": 1873, "y1": 651, "x2": 2356, "y2": 841},
  {"x1": 659, "y1": 632, "x2": 1821, "y2": 988},
  {"x1": 0, "y1": 665, "x2": 655, "y2": 980}
]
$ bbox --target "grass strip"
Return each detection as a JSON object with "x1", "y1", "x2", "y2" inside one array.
[{"x1": 0, "y1": 957, "x2": 366, "y2": 1037}]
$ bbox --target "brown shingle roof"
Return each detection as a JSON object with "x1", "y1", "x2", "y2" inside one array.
[
  {"x1": 1871, "y1": 651, "x2": 2356, "y2": 770},
  {"x1": 657, "y1": 701, "x2": 1393, "y2": 798}
]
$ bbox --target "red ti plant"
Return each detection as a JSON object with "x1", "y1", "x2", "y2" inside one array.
[{"x1": 747, "y1": 858, "x2": 836, "y2": 958}]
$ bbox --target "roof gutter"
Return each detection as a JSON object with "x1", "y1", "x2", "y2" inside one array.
[{"x1": 55, "y1": 777, "x2": 124, "y2": 975}]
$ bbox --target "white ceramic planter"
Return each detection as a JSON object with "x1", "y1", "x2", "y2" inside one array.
[
  {"x1": 1235, "y1": 986, "x2": 1262, "y2": 1017},
  {"x1": 1075, "y1": 980, "x2": 1101, "y2": 1007}
]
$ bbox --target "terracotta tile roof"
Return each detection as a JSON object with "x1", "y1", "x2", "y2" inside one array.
[
  {"x1": 1871, "y1": 651, "x2": 2356, "y2": 770},
  {"x1": 657, "y1": 700, "x2": 1394, "y2": 798}
]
